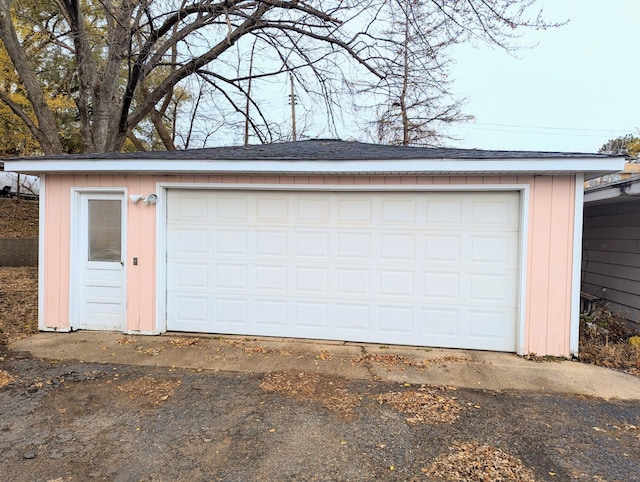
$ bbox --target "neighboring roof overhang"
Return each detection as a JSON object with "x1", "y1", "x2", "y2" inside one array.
[
  {"x1": 2, "y1": 140, "x2": 625, "y2": 180},
  {"x1": 584, "y1": 175, "x2": 640, "y2": 204}
]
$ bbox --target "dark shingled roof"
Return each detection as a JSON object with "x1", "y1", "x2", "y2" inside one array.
[{"x1": 8, "y1": 139, "x2": 614, "y2": 162}]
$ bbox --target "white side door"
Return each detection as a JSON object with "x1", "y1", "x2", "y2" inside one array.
[{"x1": 72, "y1": 192, "x2": 126, "y2": 330}]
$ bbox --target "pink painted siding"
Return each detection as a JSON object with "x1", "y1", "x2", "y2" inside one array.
[{"x1": 41, "y1": 174, "x2": 577, "y2": 355}]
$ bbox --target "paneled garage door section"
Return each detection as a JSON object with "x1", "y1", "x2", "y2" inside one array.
[{"x1": 166, "y1": 190, "x2": 520, "y2": 351}]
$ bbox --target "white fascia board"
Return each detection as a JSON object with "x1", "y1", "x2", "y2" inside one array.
[
  {"x1": 3, "y1": 156, "x2": 625, "y2": 176},
  {"x1": 584, "y1": 178, "x2": 640, "y2": 203}
]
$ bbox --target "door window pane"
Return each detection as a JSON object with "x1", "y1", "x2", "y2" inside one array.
[{"x1": 88, "y1": 200, "x2": 121, "y2": 262}]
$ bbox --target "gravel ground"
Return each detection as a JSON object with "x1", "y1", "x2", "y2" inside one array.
[{"x1": 0, "y1": 354, "x2": 638, "y2": 482}]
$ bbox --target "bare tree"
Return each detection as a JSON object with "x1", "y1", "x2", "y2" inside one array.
[{"x1": 0, "y1": 0, "x2": 560, "y2": 154}]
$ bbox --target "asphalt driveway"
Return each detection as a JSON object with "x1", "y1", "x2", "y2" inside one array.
[{"x1": 1, "y1": 333, "x2": 639, "y2": 481}]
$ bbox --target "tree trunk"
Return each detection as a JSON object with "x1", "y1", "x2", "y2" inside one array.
[{"x1": 0, "y1": 1, "x2": 63, "y2": 154}]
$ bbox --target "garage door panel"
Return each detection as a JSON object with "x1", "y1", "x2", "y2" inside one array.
[
  {"x1": 379, "y1": 306, "x2": 414, "y2": 334},
  {"x1": 337, "y1": 198, "x2": 373, "y2": 225},
  {"x1": 216, "y1": 195, "x2": 248, "y2": 222},
  {"x1": 294, "y1": 231, "x2": 330, "y2": 258},
  {"x1": 381, "y1": 198, "x2": 418, "y2": 225},
  {"x1": 215, "y1": 230, "x2": 247, "y2": 255},
  {"x1": 167, "y1": 190, "x2": 520, "y2": 351},
  {"x1": 335, "y1": 303, "x2": 372, "y2": 331},
  {"x1": 336, "y1": 232, "x2": 372, "y2": 259},
  {"x1": 171, "y1": 295, "x2": 209, "y2": 324},
  {"x1": 424, "y1": 272, "x2": 461, "y2": 300},
  {"x1": 379, "y1": 270, "x2": 415, "y2": 298},
  {"x1": 295, "y1": 198, "x2": 330, "y2": 224},
  {"x1": 254, "y1": 300, "x2": 287, "y2": 327},
  {"x1": 336, "y1": 268, "x2": 371, "y2": 295},
  {"x1": 425, "y1": 198, "x2": 463, "y2": 224},
  {"x1": 294, "y1": 301, "x2": 329, "y2": 328},
  {"x1": 380, "y1": 234, "x2": 416, "y2": 260},
  {"x1": 421, "y1": 308, "x2": 460, "y2": 337},
  {"x1": 295, "y1": 266, "x2": 329, "y2": 293},
  {"x1": 469, "y1": 273, "x2": 517, "y2": 305},
  {"x1": 215, "y1": 298, "x2": 246, "y2": 324},
  {"x1": 215, "y1": 264, "x2": 247, "y2": 289},
  {"x1": 255, "y1": 230, "x2": 288, "y2": 257},
  {"x1": 467, "y1": 310, "x2": 516, "y2": 351},
  {"x1": 424, "y1": 235, "x2": 462, "y2": 262},
  {"x1": 169, "y1": 194, "x2": 209, "y2": 222},
  {"x1": 256, "y1": 197, "x2": 288, "y2": 222},
  {"x1": 171, "y1": 262, "x2": 208, "y2": 289},
  {"x1": 168, "y1": 228, "x2": 208, "y2": 255},
  {"x1": 469, "y1": 234, "x2": 519, "y2": 265}
]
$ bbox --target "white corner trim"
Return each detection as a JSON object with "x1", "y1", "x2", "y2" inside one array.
[
  {"x1": 570, "y1": 173, "x2": 585, "y2": 356},
  {"x1": 516, "y1": 186, "x2": 530, "y2": 355},
  {"x1": 155, "y1": 182, "x2": 168, "y2": 334},
  {"x1": 37, "y1": 175, "x2": 46, "y2": 331}
]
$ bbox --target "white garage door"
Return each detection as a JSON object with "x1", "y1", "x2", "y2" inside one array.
[{"x1": 166, "y1": 189, "x2": 520, "y2": 351}]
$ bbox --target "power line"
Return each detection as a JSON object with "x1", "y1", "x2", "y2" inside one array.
[{"x1": 471, "y1": 122, "x2": 633, "y2": 135}]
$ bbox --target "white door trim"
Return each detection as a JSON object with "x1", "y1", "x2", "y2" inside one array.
[
  {"x1": 156, "y1": 182, "x2": 529, "y2": 353},
  {"x1": 69, "y1": 188, "x2": 127, "y2": 331},
  {"x1": 570, "y1": 173, "x2": 584, "y2": 356}
]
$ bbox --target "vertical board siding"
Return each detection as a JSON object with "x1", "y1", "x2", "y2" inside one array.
[
  {"x1": 582, "y1": 198, "x2": 640, "y2": 323},
  {"x1": 41, "y1": 173, "x2": 577, "y2": 355},
  {"x1": 523, "y1": 175, "x2": 576, "y2": 357},
  {"x1": 126, "y1": 175, "x2": 142, "y2": 331}
]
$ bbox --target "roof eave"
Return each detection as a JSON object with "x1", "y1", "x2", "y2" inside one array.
[{"x1": 2, "y1": 157, "x2": 625, "y2": 179}]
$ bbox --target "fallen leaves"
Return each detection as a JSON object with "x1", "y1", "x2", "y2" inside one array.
[
  {"x1": 376, "y1": 386, "x2": 462, "y2": 425},
  {"x1": 222, "y1": 339, "x2": 293, "y2": 356},
  {"x1": 0, "y1": 369, "x2": 14, "y2": 388},
  {"x1": 117, "y1": 376, "x2": 182, "y2": 405},
  {"x1": 316, "y1": 350, "x2": 333, "y2": 361},
  {"x1": 260, "y1": 371, "x2": 362, "y2": 415},
  {"x1": 422, "y1": 441, "x2": 537, "y2": 482},
  {"x1": 352, "y1": 352, "x2": 468, "y2": 371},
  {"x1": 0, "y1": 267, "x2": 38, "y2": 345},
  {"x1": 168, "y1": 338, "x2": 200, "y2": 348},
  {"x1": 0, "y1": 198, "x2": 38, "y2": 238}
]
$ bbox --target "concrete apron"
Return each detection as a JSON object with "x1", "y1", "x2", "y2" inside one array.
[{"x1": 8, "y1": 331, "x2": 640, "y2": 401}]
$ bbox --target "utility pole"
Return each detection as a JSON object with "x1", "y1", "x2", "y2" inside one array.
[
  {"x1": 289, "y1": 73, "x2": 297, "y2": 141},
  {"x1": 244, "y1": 43, "x2": 256, "y2": 146}
]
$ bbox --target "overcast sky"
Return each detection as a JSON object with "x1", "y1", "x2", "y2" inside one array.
[{"x1": 445, "y1": 0, "x2": 638, "y2": 153}]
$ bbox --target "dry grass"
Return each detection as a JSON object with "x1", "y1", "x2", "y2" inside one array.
[
  {"x1": 0, "y1": 267, "x2": 38, "y2": 345},
  {"x1": 422, "y1": 441, "x2": 538, "y2": 482},
  {"x1": 579, "y1": 308, "x2": 640, "y2": 376},
  {"x1": 0, "y1": 197, "x2": 38, "y2": 238}
]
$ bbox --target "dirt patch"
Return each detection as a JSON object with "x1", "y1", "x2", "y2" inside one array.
[
  {"x1": 579, "y1": 308, "x2": 640, "y2": 376},
  {"x1": 422, "y1": 441, "x2": 537, "y2": 481},
  {"x1": 0, "y1": 267, "x2": 38, "y2": 345},
  {"x1": 260, "y1": 371, "x2": 362, "y2": 415},
  {"x1": 0, "y1": 197, "x2": 38, "y2": 238},
  {"x1": 376, "y1": 385, "x2": 462, "y2": 425}
]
